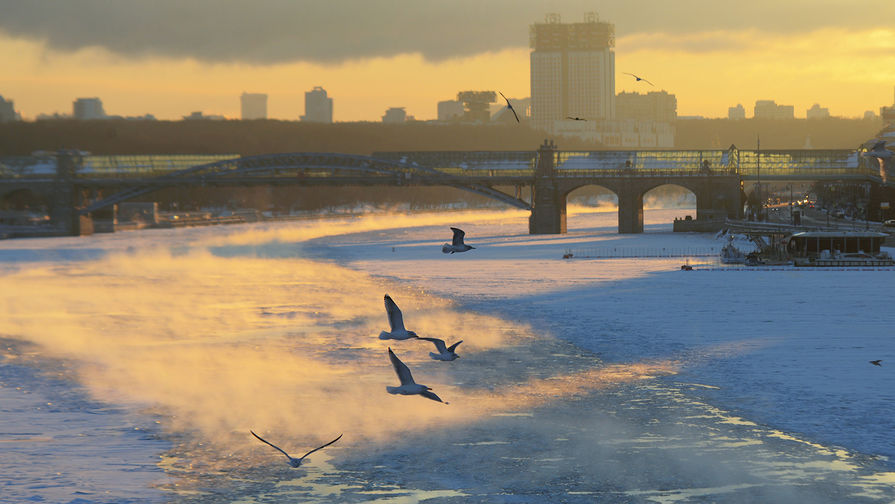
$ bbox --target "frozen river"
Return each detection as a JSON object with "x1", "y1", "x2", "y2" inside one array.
[{"x1": 1, "y1": 207, "x2": 894, "y2": 503}]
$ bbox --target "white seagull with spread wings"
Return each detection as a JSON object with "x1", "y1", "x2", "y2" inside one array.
[
  {"x1": 386, "y1": 347, "x2": 446, "y2": 403},
  {"x1": 442, "y1": 227, "x2": 475, "y2": 254},
  {"x1": 378, "y1": 294, "x2": 419, "y2": 340},
  {"x1": 250, "y1": 431, "x2": 342, "y2": 468},
  {"x1": 418, "y1": 337, "x2": 462, "y2": 361}
]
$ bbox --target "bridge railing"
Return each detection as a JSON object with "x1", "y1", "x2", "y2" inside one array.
[
  {"x1": 374, "y1": 151, "x2": 537, "y2": 176},
  {"x1": 735, "y1": 149, "x2": 878, "y2": 178},
  {"x1": 0, "y1": 155, "x2": 59, "y2": 177},
  {"x1": 2, "y1": 148, "x2": 885, "y2": 182},
  {"x1": 0, "y1": 154, "x2": 240, "y2": 178},
  {"x1": 82, "y1": 154, "x2": 239, "y2": 176},
  {"x1": 555, "y1": 149, "x2": 736, "y2": 176}
]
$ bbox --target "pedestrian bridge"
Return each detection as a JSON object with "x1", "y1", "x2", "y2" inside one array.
[{"x1": 0, "y1": 143, "x2": 889, "y2": 235}]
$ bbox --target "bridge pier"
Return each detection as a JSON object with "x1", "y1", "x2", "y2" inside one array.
[
  {"x1": 617, "y1": 182, "x2": 644, "y2": 234},
  {"x1": 695, "y1": 176, "x2": 744, "y2": 222},
  {"x1": 529, "y1": 140, "x2": 567, "y2": 234},
  {"x1": 529, "y1": 180, "x2": 567, "y2": 234},
  {"x1": 50, "y1": 151, "x2": 93, "y2": 236}
]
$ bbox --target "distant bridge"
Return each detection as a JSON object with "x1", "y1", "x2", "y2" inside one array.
[{"x1": 1, "y1": 143, "x2": 890, "y2": 235}]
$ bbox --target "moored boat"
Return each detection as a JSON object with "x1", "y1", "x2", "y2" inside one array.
[{"x1": 785, "y1": 231, "x2": 894, "y2": 267}]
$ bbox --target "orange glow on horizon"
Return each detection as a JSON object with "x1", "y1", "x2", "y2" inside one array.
[{"x1": 2, "y1": 27, "x2": 894, "y2": 122}]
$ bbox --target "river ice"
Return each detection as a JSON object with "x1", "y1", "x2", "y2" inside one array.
[{"x1": 1, "y1": 207, "x2": 894, "y2": 503}]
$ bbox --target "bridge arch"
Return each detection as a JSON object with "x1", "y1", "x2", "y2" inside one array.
[{"x1": 78, "y1": 152, "x2": 531, "y2": 214}]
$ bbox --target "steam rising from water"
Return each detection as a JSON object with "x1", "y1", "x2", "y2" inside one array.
[
  {"x1": 1, "y1": 209, "x2": 674, "y2": 473},
  {"x1": 4, "y1": 209, "x2": 895, "y2": 502}
]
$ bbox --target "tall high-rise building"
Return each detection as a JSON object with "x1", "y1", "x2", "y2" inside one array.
[
  {"x1": 616, "y1": 91, "x2": 676, "y2": 122},
  {"x1": 301, "y1": 86, "x2": 333, "y2": 123},
  {"x1": 73, "y1": 97, "x2": 106, "y2": 120},
  {"x1": 530, "y1": 12, "x2": 615, "y2": 132},
  {"x1": 240, "y1": 92, "x2": 268, "y2": 120},
  {"x1": 0, "y1": 95, "x2": 16, "y2": 122}
]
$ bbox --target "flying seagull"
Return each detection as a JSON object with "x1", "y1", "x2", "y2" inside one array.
[
  {"x1": 566, "y1": 116, "x2": 587, "y2": 121},
  {"x1": 386, "y1": 347, "x2": 446, "y2": 403},
  {"x1": 379, "y1": 294, "x2": 418, "y2": 340},
  {"x1": 250, "y1": 431, "x2": 342, "y2": 468},
  {"x1": 442, "y1": 227, "x2": 475, "y2": 254},
  {"x1": 499, "y1": 91, "x2": 520, "y2": 123},
  {"x1": 623, "y1": 73, "x2": 654, "y2": 86},
  {"x1": 418, "y1": 337, "x2": 462, "y2": 361},
  {"x1": 870, "y1": 360, "x2": 882, "y2": 366}
]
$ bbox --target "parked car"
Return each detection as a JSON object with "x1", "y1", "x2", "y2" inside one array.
[{"x1": 883, "y1": 219, "x2": 895, "y2": 228}]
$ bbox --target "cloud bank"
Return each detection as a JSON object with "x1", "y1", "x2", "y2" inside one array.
[{"x1": 0, "y1": 1, "x2": 891, "y2": 64}]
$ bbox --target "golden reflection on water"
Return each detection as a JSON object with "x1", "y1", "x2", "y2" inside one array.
[{"x1": 0, "y1": 235, "x2": 682, "y2": 484}]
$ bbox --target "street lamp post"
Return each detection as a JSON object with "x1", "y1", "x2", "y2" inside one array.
[{"x1": 756, "y1": 136, "x2": 762, "y2": 221}]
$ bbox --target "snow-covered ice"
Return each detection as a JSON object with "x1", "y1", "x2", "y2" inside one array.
[{"x1": 1, "y1": 207, "x2": 894, "y2": 502}]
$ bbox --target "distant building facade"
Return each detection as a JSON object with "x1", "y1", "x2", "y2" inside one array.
[
  {"x1": 754, "y1": 100, "x2": 794, "y2": 120},
  {"x1": 382, "y1": 107, "x2": 406, "y2": 123},
  {"x1": 301, "y1": 86, "x2": 333, "y2": 123},
  {"x1": 183, "y1": 111, "x2": 225, "y2": 121},
  {"x1": 728, "y1": 103, "x2": 746, "y2": 120},
  {"x1": 881, "y1": 86, "x2": 895, "y2": 124},
  {"x1": 616, "y1": 91, "x2": 676, "y2": 122},
  {"x1": 73, "y1": 97, "x2": 106, "y2": 120},
  {"x1": 492, "y1": 97, "x2": 531, "y2": 123},
  {"x1": 554, "y1": 118, "x2": 674, "y2": 148},
  {"x1": 437, "y1": 100, "x2": 464, "y2": 121},
  {"x1": 240, "y1": 92, "x2": 268, "y2": 120},
  {"x1": 806, "y1": 103, "x2": 830, "y2": 120},
  {"x1": 530, "y1": 12, "x2": 615, "y2": 132},
  {"x1": 457, "y1": 91, "x2": 496, "y2": 123},
  {"x1": 0, "y1": 95, "x2": 16, "y2": 122}
]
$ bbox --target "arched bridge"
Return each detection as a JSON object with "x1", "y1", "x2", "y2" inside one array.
[{"x1": 1, "y1": 142, "x2": 891, "y2": 235}]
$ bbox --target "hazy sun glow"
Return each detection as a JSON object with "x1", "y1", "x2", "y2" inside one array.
[{"x1": 2, "y1": 26, "x2": 894, "y2": 121}]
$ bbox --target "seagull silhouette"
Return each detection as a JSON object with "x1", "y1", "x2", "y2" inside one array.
[
  {"x1": 386, "y1": 347, "x2": 446, "y2": 403},
  {"x1": 250, "y1": 431, "x2": 342, "y2": 468},
  {"x1": 378, "y1": 294, "x2": 419, "y2": 340},
  {"x1": 623, "y1": 73, "x2": 654, "y2": 86},
  {"x1": 418, "y1": 337, "x2": 463, "y2": 361},
  {"x1": 498, "y1": 91, "x2": 520, "y2": 123},
  {"x1": 566, "y1": 116, "x2": 587, "y2": 121},
  {"x1": 442, "y1": 227, "x2": 475, "y2": 254},
  {"x1": 870, "y1": 360, "x2": 882, "y2": 366}
]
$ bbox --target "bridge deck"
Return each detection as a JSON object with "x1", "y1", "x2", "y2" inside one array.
[{"x1": 0, "y1": 148, "x2": 884, "y2": 183}]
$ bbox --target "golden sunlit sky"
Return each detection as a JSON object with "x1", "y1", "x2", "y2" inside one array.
[{"x1": 1, "y1": 1, "x2": 894, "y2": 121}]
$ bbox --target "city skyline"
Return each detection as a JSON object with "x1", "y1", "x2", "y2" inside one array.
[{"x1": 1, "y1": 1, "x2": 894, "y2": 121}]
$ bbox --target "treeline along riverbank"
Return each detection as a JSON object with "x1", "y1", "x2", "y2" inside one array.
[{"x1": 0, "y1": 117, "x2": 884, "y2": 157}]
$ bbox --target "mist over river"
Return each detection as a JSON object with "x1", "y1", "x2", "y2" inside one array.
[{"x1": 2, "y1": 208, "x2": 894, "y2": 503}]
